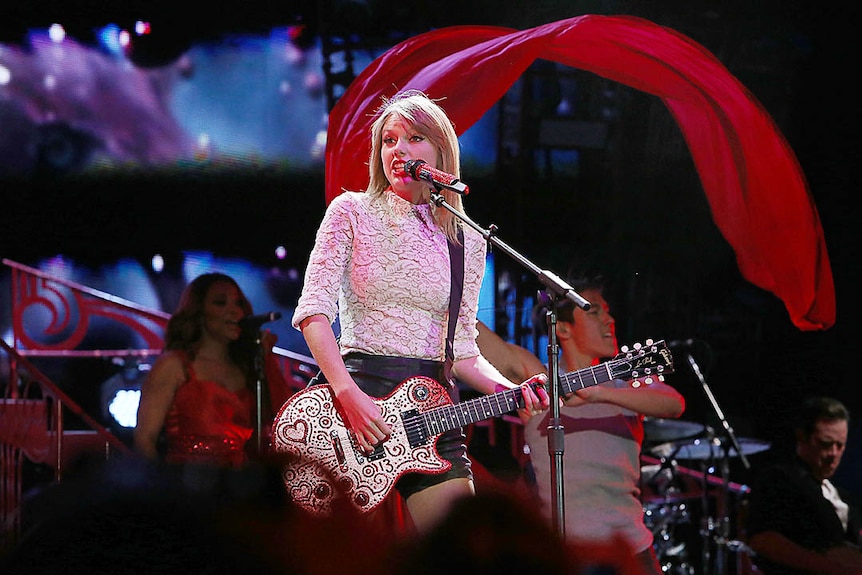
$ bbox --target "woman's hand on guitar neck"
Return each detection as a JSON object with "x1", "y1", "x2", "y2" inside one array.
[{"x1": 506, "y1": 373, "x2": 549, "y2": 425}]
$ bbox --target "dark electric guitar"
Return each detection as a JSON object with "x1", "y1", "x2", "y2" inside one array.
[{"x1": 271, "y1": 340, "x2": 674, "y2": 516}]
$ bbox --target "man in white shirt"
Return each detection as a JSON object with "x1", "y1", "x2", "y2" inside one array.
[{"x1": 747, "y1": 396, "x2": 862, "y2": 575}]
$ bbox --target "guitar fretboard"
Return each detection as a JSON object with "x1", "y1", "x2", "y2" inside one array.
[
  {"x1": 419, "y1": 386, "x2": 526, "y2": 437},
  {"x1": 405, "y1": 343, "x2": 669, "y2": 444},
  {"x1": 559, "y1": 362, "x2": 614, "y2": 394}
]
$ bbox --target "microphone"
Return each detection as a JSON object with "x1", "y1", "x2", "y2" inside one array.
[
  {"x1": 404, "y1": 159, "x2": 469, "y2": 195},
  {"x1": 239, "y1": 311, "x2": 282, "y2": 331},
  {"x1": 667, "y1": 338, "x2": 696, "y2": 348}
]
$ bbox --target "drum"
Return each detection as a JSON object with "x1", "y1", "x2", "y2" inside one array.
[{"x1": 644, "y1": 498, "x2": 696, "y2": 575}]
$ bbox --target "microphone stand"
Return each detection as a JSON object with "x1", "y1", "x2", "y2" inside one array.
[
  {"x1": 428, "y1": 188, "x2": 590, "y2": 538},
  {"x1": 538, "y1": 290, "x2": 566, "y2": 535},
  {"x1": 685, "y1": 351, "x2": 749, "y2": 575},
  {"x1": 252, "y1": 330, "x2": 267, "y2": 456},
  {"x1": 243, "y1": 312, "x2": 281, "y2": 456}
]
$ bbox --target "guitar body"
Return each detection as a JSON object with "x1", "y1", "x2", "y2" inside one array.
[{"x1": 271, "y1": 376, "x2": 454, "y2": 516}]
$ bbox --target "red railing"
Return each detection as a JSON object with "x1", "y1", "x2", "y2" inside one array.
[{"x1": 0, "y1": 258, "x2": 317, "y2": 550}]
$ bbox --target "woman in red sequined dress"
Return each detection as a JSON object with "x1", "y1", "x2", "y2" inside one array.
[{"x1": 134, "y1": 273, "x2": 289, "y2": 468}]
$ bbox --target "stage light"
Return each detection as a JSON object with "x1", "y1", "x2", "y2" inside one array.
[
  {"x1": 109, "y1": 389, "x2": 141, "y2": 428},
  {"x1": 135, "y1": 21, "x2": 152, "y2": 36},
  {"x1": 151, "y1": 254, "x2": 164, "y2": 273},
  {"x1": 310, "y1": 129, "x2": 326, "y2": 160},
  {"x1": 118, "y1": 29, "x2": 131, "y2": 50},
  {"x1": 97, "y1": 24, "x2": 124, "y2": 57},
  {"x1": 48, "y1": 24, "x2": 65, "y2": 43},
  {"x1": 101, "y1": 361, "x2": 150, "y2": 429}
]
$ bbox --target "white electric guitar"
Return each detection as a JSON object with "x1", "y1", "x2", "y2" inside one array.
[{"x1": 271, "y1": 340, "x2": 674, "y2": 516}]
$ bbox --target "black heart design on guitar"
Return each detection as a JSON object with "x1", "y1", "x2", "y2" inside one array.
[{"x1": 271, "y1": 339, "x2": 674, "y2": 516}]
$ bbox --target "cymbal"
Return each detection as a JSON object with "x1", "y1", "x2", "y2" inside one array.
[
  {"x1": 643, "y1": 417, "x2": 705, "y2": 443},
  {"x1": 652, "y1": 437, "x2": 771, "y2": 460}
]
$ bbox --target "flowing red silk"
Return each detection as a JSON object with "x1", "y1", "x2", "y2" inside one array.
[{"x1": 325, "y1": 15, "x2": 834, "y2": 331}]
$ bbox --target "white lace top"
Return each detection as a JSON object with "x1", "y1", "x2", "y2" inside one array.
[{"x1": 293, "y1": 190, "x2": 485, "y2": 362}]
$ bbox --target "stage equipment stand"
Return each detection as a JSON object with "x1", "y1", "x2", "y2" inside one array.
[
  {"x1": 240, "y1": 311, "x2": 282, "y2": 455},
  {"x1": 684, "y1": 350, "x2": 750, "y2": 575},
  {"x1": 252, "y1": 330, "x2": 267, "y2": 456},
  {"x1": 428, "y1": 187, "x2": 590, "y2": 538}
]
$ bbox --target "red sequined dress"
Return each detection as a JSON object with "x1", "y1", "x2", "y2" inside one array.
[{"x1": 163, "y1": 355, "x2": 255, "y2": 467}]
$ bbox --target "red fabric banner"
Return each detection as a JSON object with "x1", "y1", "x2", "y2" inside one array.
[{"x1": 325, "y1": 15, "x2": 834, "y2": 331}]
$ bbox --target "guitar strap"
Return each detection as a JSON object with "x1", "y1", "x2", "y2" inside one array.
[{"x1": 444, "y1": 226, "x2": 465, "y2": 386}]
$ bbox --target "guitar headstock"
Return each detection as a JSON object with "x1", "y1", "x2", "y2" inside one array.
[{"x1": 611, "y1": 339, "x2": 674, "y2": 386}]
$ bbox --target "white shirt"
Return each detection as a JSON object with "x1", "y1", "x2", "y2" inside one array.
[
  {"x1": 822, "y1": 478, "x2": 850, "y2": 532},
  {"x1": 293, "y1": 190, "x2": 486, "y2": 362}
]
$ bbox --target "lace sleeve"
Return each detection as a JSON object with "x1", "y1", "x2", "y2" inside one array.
[
  {"x1": 292, "y1": 193, "x2": 356, "y2": 329},
  {"x1": 452, "y1": 227, "x2": 486, "y2": 361}
]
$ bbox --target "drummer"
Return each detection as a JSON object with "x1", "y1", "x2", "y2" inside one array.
[{"x1": 476, "y1": 273, "x2": 685, "y2": 575}]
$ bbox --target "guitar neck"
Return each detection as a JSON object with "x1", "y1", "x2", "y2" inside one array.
[
  {"x1": 418, "y1": 361, "x2": 613, "y2": 436},
  {"x1": 415, "y1": 342, "x2": 670, "y2": 437},
  {"x1": 558, "y1": 363, "x2": 614, "y2": 395},
  {"x1": 419, "y1": 385, "x2": 529, "y2": 436}
]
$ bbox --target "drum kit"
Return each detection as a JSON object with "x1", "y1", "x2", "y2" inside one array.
[{"x1": 641, "y1": 417, "x2": 770, "y2": 575}]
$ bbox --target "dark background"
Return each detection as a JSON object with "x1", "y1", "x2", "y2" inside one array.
[{"x1": 2, "y1": 0, "x2": 860, "y2": 499}]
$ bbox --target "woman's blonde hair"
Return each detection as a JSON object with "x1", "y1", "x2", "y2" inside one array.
[{"x1": 367, "y1": 90, "x2": 464, "y2": 242}]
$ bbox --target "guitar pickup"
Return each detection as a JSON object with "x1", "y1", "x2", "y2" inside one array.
[
  {"x1": 367, "y1": 444, "x2": 385, "y2": 461},
  {"x1": 401, "y1": 408, "x2": 429, "y2": 448}
]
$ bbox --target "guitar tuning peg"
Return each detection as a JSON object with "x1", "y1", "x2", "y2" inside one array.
[
  {"x1": 631, "y1": 377, "x2": 654, "y2": 388},
  {"x1": 620, "y1": 345, "x2": 630, "y2": 353},
  {"x1": 645, "y1": 338, "x2": 654, "y2": 346},
  {"x1": 633, "y1": 342, "x2": 642, "y2": 350}
]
